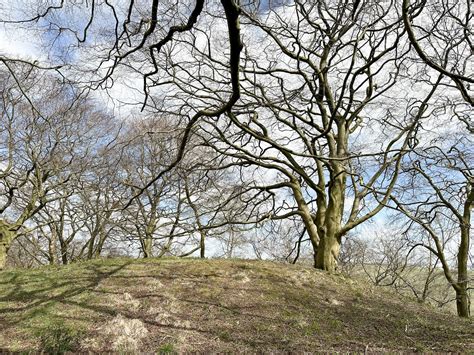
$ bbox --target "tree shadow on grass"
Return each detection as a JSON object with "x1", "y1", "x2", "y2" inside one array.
[{"x1": 0, "y1": 260, "x2": 223, "y2": 351}]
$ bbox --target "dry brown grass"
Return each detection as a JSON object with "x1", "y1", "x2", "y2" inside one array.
[{"x1": 0, "y1": 257, "x2": 472, "y2": 353}]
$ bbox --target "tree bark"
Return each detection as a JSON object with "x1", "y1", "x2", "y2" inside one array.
[
  {"x1": 87, "y1": 233, "x2": 96, "y2": 259},
  {"x1": 57, "y1": 230, "x2": 68, "y2": 265},
  {"x1": 49, "y1": 233, "x2": 58, "y2": 265},
  {"x1": 143, "y1": 235, "x2": 153, "y2": 258},
  {"x1": 291, "y1": 182, "x2": 320, "y2": 266},
  {"x1": 457, "y1": 182, "x2": 472, "y2": 317},
  {"x1": 94, "y1": 230, "x2": 108, "y2": 258},
  {"x1": 200, "y1": 232, "x2": 206, "y2": 258},
  {"x1": 315, "y1": 233, "x2": 341, "y2": 272},
  {"x1": 314, "y1": 156, "x2": 346, "y2": 272},
  {"x1": 456, "y1": 287, "x2": 470, "y2": 318},
  {"x1": 0, "y1": 225, "x2": 15, "y2": 270},
  {"x1": 0, "y1": 241, "x2": 8, "y2": 270}
]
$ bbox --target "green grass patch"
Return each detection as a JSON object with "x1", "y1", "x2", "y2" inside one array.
[
  {"x1": 37, "y1": 321, "x2": 82, "y2": 354},
  {"x1": 158, "y1": 343, "x2": 176, "y2": 354}
]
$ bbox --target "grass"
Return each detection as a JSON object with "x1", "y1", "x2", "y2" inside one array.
[
  {"x1": 158, "y1": 343, "x2": 175, "y2": 354},
  {"x1": 37, "y1": 320, "x2": 81, "y2": 354},
  {"x1": 0, "y1": 257, "x2": 472, "y2": 352}
]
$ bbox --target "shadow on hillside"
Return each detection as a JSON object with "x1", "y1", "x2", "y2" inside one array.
[
  {"x1": 0, "y1": 260, "x2": 301, "y2": 351},
  {"x1": 0, "y1": 261, "x2": 233, "y2": 341},
  {"x1": 1, "y1": 260, "x2": 471, "y2": 353},
  {"x1": 0, "y1": 261, "x2": 131, "y2": 324}
]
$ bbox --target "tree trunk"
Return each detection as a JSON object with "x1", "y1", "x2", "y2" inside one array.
[
  {"x1": 456, "y1": 225, "x2": 471, "y2": 317},
  {"x1": 0, "y1": 225, "x2": 15, "y2": 270},
  {"x1": 291, "y1": 182, "x2": 320, "y2": 265},
  {"x1": 49, "y1": 237, "x2": 58, "y2": 265},
  {"x1": 47, "y1": 225, "x2": 57, "y2": 265},
  {"x1": 184, "y1": 179, "x2": 207, "y2": 259},
  {"x1": 200, "y1": 232, "x2": 206, "y2": 258},
  {"x1": 314, "y1": 161, "x2": 346, "y2": 272},
  {"x1": 87, "y1": 233, "x2": 96, "y2": 259},
  {"x1": 60, "y1": 243, "x2": 68, "y2": 265},
  {"x1": 143, "y1": 236, "x2": 153, "y2": 258},
  {"x1": 457, "y1": 183, "x2": 472, "y2": 317},
  {"x1": 456, "y1": 287, "x2": 470, "y2": 318},
  {"x1": 315, "y1": 233, "x2": 341, "y2": 272},
  {"x1": 94, "y1": 230, "x2": 107, "y2": 259},
  {"x1": 58, "y1": 232, "x2": 68, "y2": 265},
  {"x1": 0, "y1": 241, "x2": 8, "y2": 270}
]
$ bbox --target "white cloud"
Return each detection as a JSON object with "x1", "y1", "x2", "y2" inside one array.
[{"x1": 0, "y1": 27, "x2": 45, "y2": 61}]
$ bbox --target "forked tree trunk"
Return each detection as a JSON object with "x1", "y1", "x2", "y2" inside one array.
[
  {"x1": 292, "y1": 178, "x2": 345, "y2": 273},
  {"x1": 314, "y1": 159, "x2": 346, "y2": 272}
]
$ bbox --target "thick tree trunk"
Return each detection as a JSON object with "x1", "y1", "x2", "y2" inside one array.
[
  {"x1": 314, "y1": 162, "x2": 346, "y2": 272},
  {"x1": 0, "y1": 241, "x2": 8, "y2": 270},
  {"x1": 0, "y1": 225, "x2": 15, "y2": 270},
  {"x1": 143, "y1": 236, "x2": 153, "y2": 258},
  {"x1": 314, "y1": 233, "x2": 341, "y2": 272},
  {"x1": 311, "y1": 118, "x2": 347, "y2": 271},
  {"x1": 456, "y1": 287, "x2": 470, "y2": 318}
]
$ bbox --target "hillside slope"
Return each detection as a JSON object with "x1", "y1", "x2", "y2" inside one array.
[{"x1": 0, "y1": 258, "x2": 472, "y2": 353}]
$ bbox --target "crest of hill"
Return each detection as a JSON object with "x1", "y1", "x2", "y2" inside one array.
[{"x1": 0, "y1": 258, "x2": 472, "y2": 352}]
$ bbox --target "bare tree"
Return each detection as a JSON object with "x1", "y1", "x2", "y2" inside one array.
[
  {"x1": 342, "y1": 225, "x2": 461, "y2": 314},
  {"x1": 0, "y1": 1, "x2": 469, "y2": 299},
  {"x1": 117, "y1": 116, "x2": 182, "y2": 258},
  {"x1": 167, "y1": 0, "x2": 431, "y2": 272},
  {"x1": 0, "y1": 1, "x2": 244, "y2": 196},
  {"x1": 391, "y1": 136, "x2": 473, "y2": 317},
  {"x1": 0, "y1": 64, "x2": 111, "y2": 268}
]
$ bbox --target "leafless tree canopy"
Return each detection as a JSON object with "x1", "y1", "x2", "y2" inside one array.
[{"x1": 0, "y1": 0, "x2": 472, "y2": 317}]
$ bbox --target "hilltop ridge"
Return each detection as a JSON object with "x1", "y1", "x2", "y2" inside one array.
[{"x1": 0, "y1": 258, "x2": 472, "y2": 352}]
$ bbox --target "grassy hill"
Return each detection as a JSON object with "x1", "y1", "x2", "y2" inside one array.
[{"x1": 0, "y1": 258, "x2": 472, "y2": 353}]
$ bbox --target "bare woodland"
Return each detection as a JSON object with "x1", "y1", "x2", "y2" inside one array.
[{"x1": 0, "y1": 0, "x2": 472, "y2": 317}]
